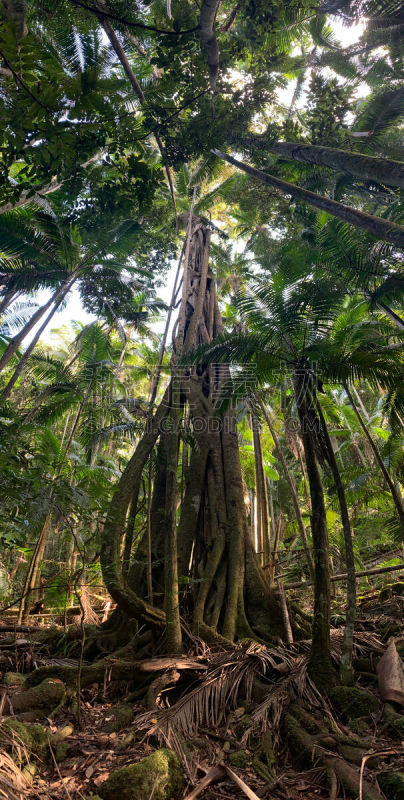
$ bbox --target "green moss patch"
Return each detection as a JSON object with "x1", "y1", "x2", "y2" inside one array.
[
  {"x1": 2, "y1": 672, "x2": 26, "y2": 687},
  {"x1": 102, "y1": 703, "x2": 134, "y2": 733},
  {"x1": 99, "y1": 748, "x2": 183, "y2": 800},
  {"x1": 329, "y1": 686, "x2": 378, "y2": 720},
  {"x1": 11, "y1": 677, "x2": 65, "y2": 716},
  {"x1": 378, "y1": 772, "x2": 404, "y2": 800},
  {"x1": 1, "y1": 718, "x2": 49, "y2": 759},
  {"x1": 229, "y1": 751, "x2": 250, "y2": 769}
]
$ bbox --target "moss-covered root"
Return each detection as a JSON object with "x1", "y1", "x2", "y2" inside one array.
[
  {"x1": 383, "y1": 703, "x2": 404, "y2": 739},
  {"x1": 323, "y1": 756, "x2": 383, "y2": 800},
  {"x1": 2, "y1": 672, "x2": 26, "y2": 687},
  {"x1": 252, "y1": 731, "x2": 275, "y2": 781},
  {"x1": 99, "y1": 749, "x2": 183, "y2": 800},
  {"x1": 329, "y1": 686, "x2": 379, "y2": 721},
  {"x1": 378, "y1": 772, "x2": 404, "y2": 800},
  {"x1": 1, "y1": 718, "x2": 74, "y2": 763},
  {"x1": 1, "y1": 719, "x2": 49, "y2": 760},
  {"x1": 283, "y1": 704, "x2": 383, "y2": 800},
  {"x1": 10, "y1": 678, "x2": 65, "y2": 718}
]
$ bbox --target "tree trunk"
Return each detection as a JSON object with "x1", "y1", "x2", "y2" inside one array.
[
  {"x1": 213, "y1": 149, "x2": 404, "y2": 247},
  {"x1": 314, "y1": 393, "x2": 356, "y2": 686},
  {"x1": 18, "y1": 513, "x2": 52, "y2": 624},
  {"x1": 257, "y1": 397, "x2": 315, "y2": 582},
  {"x1": 146, "y1": 456, "x2": 153, "y2": 605},
  {"x1": 100, "y1": 392, "x2": 169, "y2": 629},
  {"x1": 1, "y1": 282, "x2": 73, "y2": 400},
  {"x1": 0, "y1": 277, "x2": 74, "y2": 374},
  {"x1": 293, "y1": 370, "x2": 336, "y2": 688},
  {"x1": 344, "y1": 384, "x2": 404, "y2": 530},
  {"x1": 241, "y1": 138, "x2": 404, "y2": 190},
  {"x1": 163, "y1": 395, "x2": 183, "y2": 653},
  {"x1": 1, "y1": 0, "x2": 27, "y2": 40},
  {"x1": 101, "y1": 221, "x2": 285, "y2": 644},
  {"x1": 251, "y1": 416, "x2": 270, "y2": 565},
  {"x1": 199, "y1": 0, "x2": 220, "y2": 93}
]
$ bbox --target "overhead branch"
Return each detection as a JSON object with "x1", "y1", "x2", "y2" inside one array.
[
  {"x1": 1, "y1": 0, "x2": 27, "y2": 39},
  {"x1": 99, "y1": 7, "x2": 177, "y2": 219},
  {"x1": 220, "y1": 3, "x2": 239, "y2": 31},
  {"x1": 199, "y1": 0, "x2": 220, "y2": 94},
  {"x1": 212, "y1": 149, "x2": 404, "y2": 248},
  {"x1": 240, "y1": 137, "x2": 404, "y2": 190},
  {"x1": 69, "y1": 0, "x2": 199, "y2": 35},
  {"x1": 284, "y1": 561, "x2": 404, "y2": 590}
]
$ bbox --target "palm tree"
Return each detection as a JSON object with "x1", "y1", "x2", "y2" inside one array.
[
  {"x1": 197, "y1": 239, "x2": 403, "y2": 686},
  {"x1": 15, "y1": 319, "x2": 153, "y2": 620},
  {"x1": 0, "y1": 207, "x2": 154, "y2": 398}
]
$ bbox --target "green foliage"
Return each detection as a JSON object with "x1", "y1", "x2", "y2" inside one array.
[
  {"x1": 305, "y1": 74, "x2": 353, "y2": 146},
  {"x1": 0, "y1": 0, "x2": 402, "y2": 618}
]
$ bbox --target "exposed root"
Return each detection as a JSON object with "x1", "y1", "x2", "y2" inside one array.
[{"x1": 24, "y1": 654, "x2": 206, "y2": 689}]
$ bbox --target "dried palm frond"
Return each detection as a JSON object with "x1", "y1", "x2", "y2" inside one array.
[
  {"x1": 135, "y1": 631, "x2": 385, "y2": 762},
  {"x1": 136, "y1": 641, "x2": 297, "y2": 744},
  {"x1": 0, "y1": 728, "x2": 34, "y2": 800},
  {"x1": 242, "y1": 632, "x2": 385, "y2": 746},
  {"x1": 297, "y1": 629, "x2": 385, "y2": 659},
  {"x1": 0, "y1": 750, "x2": 29, "y2": 800},
  {"x1": 0, "y1": 725, "x2": 50, "y2": 800},
  {"x1": 246, "y1": 658, "x2": 329, "y2": 748}
]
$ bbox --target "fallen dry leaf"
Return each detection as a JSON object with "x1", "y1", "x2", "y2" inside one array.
[
  {"x1": 377, "y1": 639, "x2": 404, "y2": 706},
  {"x1": 93, "y1": 772, "x2": 110, "y2": 786}
]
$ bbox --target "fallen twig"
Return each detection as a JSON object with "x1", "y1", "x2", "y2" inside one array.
[
  {"x1": 183, "y1": 765, "x2": 225, "y2": 800},
  {"x1": 359, "y1": 749, "x2": 400, "y2": 800},
  {"x1": 223, "y1": 764, "x2": 261, "y2": 799}
]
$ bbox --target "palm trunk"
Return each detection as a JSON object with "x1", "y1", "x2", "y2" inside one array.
[
  {"x1": 0, "y1": 288, "x2": 18, "y2": 316},
  {"x1": 251, "y1": 417, "x2": 270, "y2": 564},
  {"x1": 293, "y1": 371, "x2": 335, "y2": 688},
  {"x1": 344, "y1": 384, "x2": 404, "y2": 529},
  {"x1": 213, "y1": 150, "x2": 404, "y2": 247},
  {"x1": 18, "y1": 513, "x2": 52, "y2": 624},
  {"x1": 199, "y1": 0, "x2": 220, "y2": 92},
  {"x1": 241, "y1": 138, "x2": 404, "y2": 189},
  {"x1": 0, "y1": 277, "x2": 74, "y2": 374},
  {"x1": 373, "y1": 301, "x2": 404, "y2": 330},
  {"x1": 147, "y1": 456, "x2": 154, "y2": 605},
  {"x1": 99, "y1": 12, "x2": 177, "y2": 216},
  {"x1": 1, "y1": 282, "x2": 73, "y2": 400},
  {"x1": 314, "y1": 393, "x2": 356, "y2": 686},
  {"x1": 163, "y1": 394, "x2": 182, "y2": 653},
  {"x1": 249, "y1": 491, "x2": 256, "y2": 546},
  {"x1": 257, "y1": 397, "x2": 315, "y2": 582}
]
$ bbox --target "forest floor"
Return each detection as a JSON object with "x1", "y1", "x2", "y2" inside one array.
[{"x1": 0, "y1": 588, "x2": 403, "y2": 800}]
